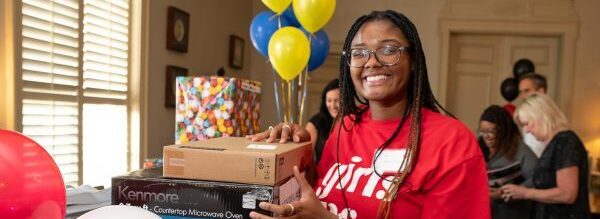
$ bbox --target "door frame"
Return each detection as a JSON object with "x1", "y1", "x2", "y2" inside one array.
[{"x1": 439, "y1": 20, "x2": 578, "y2": 116}]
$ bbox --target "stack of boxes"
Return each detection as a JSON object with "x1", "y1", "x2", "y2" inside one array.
[
  {"x1": 112, "y1": 138, "x2": 312, "y2": 218},
  {"x1": 112, "y1": 76, "x2": 310, "y2": 218}
]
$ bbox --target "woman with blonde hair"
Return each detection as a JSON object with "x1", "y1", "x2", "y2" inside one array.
[{"x1": 501, "y1": 93, "x2": 590, "y2": 219}]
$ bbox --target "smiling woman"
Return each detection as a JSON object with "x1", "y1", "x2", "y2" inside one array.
[
  {"x1": 247, "y1": 10, "x2": 490, "y2": 219},
  {"x1": 478, "y1": 105, "x2": 538, "y2": 219}
]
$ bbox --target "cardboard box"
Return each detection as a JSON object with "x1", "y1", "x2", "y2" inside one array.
[
  {"x1": 175, "y1": 76, "x2": 262, "y2": 143},
  {"x1": 163, "y1": 137, "x2": 311, "y2": 186},
  {"x1": 112, "y1": 168, "x2": 300, "y2": 219}
]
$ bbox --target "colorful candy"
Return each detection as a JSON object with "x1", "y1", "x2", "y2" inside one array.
[{"x1": 175, "y1": 76, "x2": 261, "y2": 143}]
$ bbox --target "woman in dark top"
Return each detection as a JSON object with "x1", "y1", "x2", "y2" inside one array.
[
  {"x1": 501, "y1": 94, "x2": 590, "y2": 219},
  {"x1": 479, "y1": 105, "x2": 538, "y2": 219},
  {"x1": 305, "y1": 79, "x2": 339, "y2": 164}
]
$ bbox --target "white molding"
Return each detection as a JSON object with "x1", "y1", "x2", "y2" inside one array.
[
  {"x1": 138, "y1": 0, "x2": 150, "y2": 167},
  {"x1": 128, "y1": 0, "x2": 143, "y2": 171},
  {"x1": 439, "y1": 20, "x2": 579, "y2": 116},
  {"x1": 440, "y1": 0, "x2": 578, "y2": 22}
]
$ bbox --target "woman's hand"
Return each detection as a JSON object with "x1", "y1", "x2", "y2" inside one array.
[
  {"x1": 246, "y1": 123, "x2": 310, "y2": 143},
  {"x1": 249, "y1": 166, "x2": 336, "y2": 219},
  {"x1": 489, "y1": 187, "x2": 502, "y2": 200},
  {"x1": 500, "y1": 184, "x2": 530, "y2": 202}
]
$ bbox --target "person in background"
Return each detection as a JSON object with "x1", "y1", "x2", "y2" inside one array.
[
  {"x1": 518, "y1": 73, "x2": 548, "y2": 158},
  {"x1": 478, "y1": 105, "x2": 538, "y2": 219},
  {"x1": 518, "y1": 73, "x2": 547, "y2": 99},
  {"x1": 305, "y1": 78, "x2": 340, "y2": 164},
  {"x1": 247, "y1": 10, "x2": 489, "y2": 219},
  {"x1": 501, "y1": 94, "x2": 590, "y2": 219}
]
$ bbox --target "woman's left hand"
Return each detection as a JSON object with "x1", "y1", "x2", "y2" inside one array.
[
  {"x1": 249, "y1": 166, "x2": 337, "y2": 219},
  {"x1": 500, "y1": 184, "x2": 530, "y2": 202}
]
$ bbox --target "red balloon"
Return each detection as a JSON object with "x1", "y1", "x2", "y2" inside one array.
[
  {"x1": 503, "y1": 103, "x2": 516, "y2": 117},
  {"x1": 0, "y1": 130, "x2": 65, "y2": 219}
]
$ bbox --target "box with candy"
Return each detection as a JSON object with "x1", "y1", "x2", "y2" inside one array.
[{"x1": 175, "y1": 76, "x2": 261, "y2": 143}]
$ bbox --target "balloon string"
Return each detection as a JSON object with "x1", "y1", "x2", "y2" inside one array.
[
  {"x1": 282, "y1": 78, "x2": 288, "y2": 123},
  {"x1": 296, "y1": 69, "x2": 302, "y2": 125},
  {"x1": 270, "y1": 62, "x2": 282, "y2": 122},
  {"x1": 298, "y1": 35, "x2": 312, "y2": 126},
  {"x1": 291, "y1": 76, "x2": 297, "y2": 124},
  {"x1": 277, "y1": 15, "x2": 281, "y2": 29},
  {"x1": 287, "y1": 80, "x2": 292, "y2": 123},
  {"x1": 299, "y1": 68, "x2": 309, "y2": 126}
]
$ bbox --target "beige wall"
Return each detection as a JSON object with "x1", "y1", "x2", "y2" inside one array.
[
  {"x1": 145, "y1": 0, "x2": 253, "y2": 158},
  {"x1": 573, "y1": 0, "x2": 600, "y2": 149},
  {"x1": 0, "y1": 0, "x2": 15, "y2": 130},
  {"x1": 0, "y1": 0, "x2": 7, "y2": 129},
  {"x1": 248, "y1": 0, "x2": 600, "y2": 146}
]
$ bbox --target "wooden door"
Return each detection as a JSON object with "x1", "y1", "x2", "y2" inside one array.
[{"x1": 447, "y1": 34, "x2": 559, "y2": 131}]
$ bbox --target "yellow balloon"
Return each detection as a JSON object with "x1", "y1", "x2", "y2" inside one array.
[
  {"x1": 262, "y1": 0, "x2": 292, "y2": 14},
  {"x1": 268, "y1": 27, "x2": 310, "y2": 81},
  {"x1": 293, "y1": 0, "x2": 336, "y2": 33}
]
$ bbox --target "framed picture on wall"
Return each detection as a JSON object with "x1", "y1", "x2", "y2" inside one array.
[
  {"x1": 165, "y1": 65, "x2": 188, "y2": 108},
  {"x1": 166, "y1": 7, "x2": 190, "y2": 53},
  {"x1": 229, "y1": 35, "x2": 244, "y2": 69}
]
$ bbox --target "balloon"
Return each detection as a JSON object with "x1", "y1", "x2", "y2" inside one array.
[
  {"x1": 303, "y1": 29, "x2": 330, "y2": 72},
  {"x1": 293, "y1": 0, "x2": 336, "y2": 33},
  {"x1": 503, "y1": 103, "x2": 516, "y2": 116},
  {"x1": 78, "y1": 205, "x2": 161, "y2": 219},
  {"x1": 513, "y1": 58, "x2": 535, "y2": 79},
  {"x1": 0, "y1": 130, "x2": 66, "y2": 219},
  {"x1": 282, "y1": 6, "x2": 301, "y2": 27},
  {"x1": 268, "y1": 27, "x2": 310, "y2": 81},
  {"x1": 250, "y1": 11, "x2": 290, "y2": 57},
  {"x1": 261, "y1": 0, "x2": 292, "y2": 15},
  {"x1": 500, "y1": 78, "x2": 519, "y2": 102}
]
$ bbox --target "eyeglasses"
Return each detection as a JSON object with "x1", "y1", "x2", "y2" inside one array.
[
  {"x1": 477, "y1": 129, "x2": 496, "y2": 138},
  {"x1": 343, "y1": 45, "x2": 409, "y2": 68}
]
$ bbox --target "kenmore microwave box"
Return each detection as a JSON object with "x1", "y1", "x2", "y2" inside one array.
[
  {"x1": 163, "y1": 137, "x2": 312, "y2": 186},
  {"x1": 111, "y1": 168, "x2": 301, "y2": 219}
]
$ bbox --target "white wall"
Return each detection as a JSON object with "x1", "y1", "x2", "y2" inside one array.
[{"x1": 145, "y1": 0, "x2": 253, "y2": 158}]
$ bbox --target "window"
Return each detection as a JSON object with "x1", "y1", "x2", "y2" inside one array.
[{"x1": 20, "y1": 0, "x2": 130, "y2": 187}]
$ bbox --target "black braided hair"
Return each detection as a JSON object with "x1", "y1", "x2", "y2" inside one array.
[{"x1": 335, "y1": 10, "x2": 452, "y2": 219}]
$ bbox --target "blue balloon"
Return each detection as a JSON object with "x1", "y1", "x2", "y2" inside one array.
[
  {"x1": 249, "y1": 11, "x2": 290, "y2": 57},
  {"x1": 304, "y1": 29, "x2": 330, "y2": 72},
  {"x1": 282, "y1": 6, "x2": 301, "y2": 27}
]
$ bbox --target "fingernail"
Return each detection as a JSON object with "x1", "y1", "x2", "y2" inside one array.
[
  {"x1": 259, "y1": 202, "x2": 268, "y2": 209},
  {"x1": 249, "y1": 212, "x2": 256, "y2": 218}
]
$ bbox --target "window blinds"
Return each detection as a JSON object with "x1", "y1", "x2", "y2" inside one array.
[
  {"x1": 81, "y1": 0, "x2": 129, "y2": 187},
  {"x1": 21, "y1": 0, "x2": 81, "y2": 186},
  {"x1": 21, "y1": 0, "x2": 130, "y2": 187}
]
